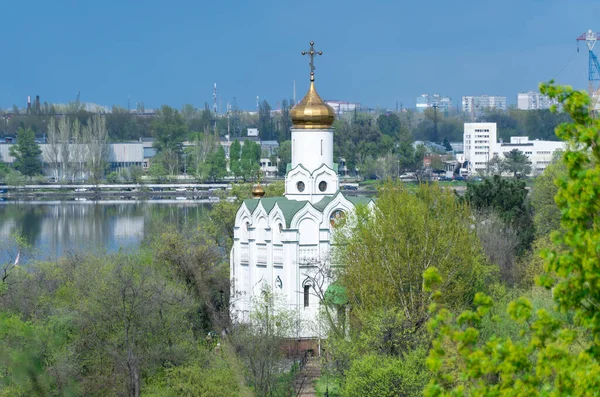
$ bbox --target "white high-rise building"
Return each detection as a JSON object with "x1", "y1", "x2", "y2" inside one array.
[
  {"x1": 462, "y1": 123, "x2": 565, "y2": 175},
  {"x1": 517, "y1": 91, "x2": 557, "y2": 110},
  {"x1": 463, "y1": 123, "x2": 497, "y2": 174},
  {"x1": 462, "y1": 95, "x2": 507, "y2": 119}
]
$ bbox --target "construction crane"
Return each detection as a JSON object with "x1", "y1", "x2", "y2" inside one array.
[{"x1": 577, "y1": 29, "x2": 600, "y2": 110}]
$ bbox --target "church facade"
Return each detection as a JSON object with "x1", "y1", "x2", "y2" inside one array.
[{"x1": 230, "y1": 44, "x2": 374, "y2": 338}]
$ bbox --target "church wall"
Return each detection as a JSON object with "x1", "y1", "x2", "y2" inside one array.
[{"x1": 291, "y1": 128, "x2": 333, "y2": 172}]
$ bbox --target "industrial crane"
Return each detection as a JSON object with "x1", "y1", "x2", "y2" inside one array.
[{"x1": 577, "y1": 29, "x2": 600, "y2": 110}]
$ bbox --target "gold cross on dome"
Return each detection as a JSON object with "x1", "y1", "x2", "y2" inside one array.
[{"x1": 301, "y1": 41, "x2": 323, "y2": 81}]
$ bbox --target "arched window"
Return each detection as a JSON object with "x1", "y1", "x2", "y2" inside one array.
[{"x1": 304, "y1": 285, "x2": 310, "y2": 307}]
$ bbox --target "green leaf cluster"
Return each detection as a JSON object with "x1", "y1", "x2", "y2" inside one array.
[
  {"x1": 9, "y1": 127, "x2": 42, "y2": 177},
  {"x1": 425, "y1": 82, "x2": 600, "y2": 396}
]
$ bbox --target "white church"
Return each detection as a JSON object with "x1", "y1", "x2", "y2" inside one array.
[{"x1": 230, "y1": 45, "x2": 374, "y2": 339}]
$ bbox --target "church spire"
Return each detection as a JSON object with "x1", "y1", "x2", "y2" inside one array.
[{"x1": 291, "y1": 41, "x2": 335, "y2": 130}]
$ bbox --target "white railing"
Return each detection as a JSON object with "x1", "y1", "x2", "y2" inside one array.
[
  {"x1": 240, "y1": 244, "x2": 249, "y2": 263},
  {"x1": 257, "y1": 244, "x2": 267, "y2": 265},
  {"x1": 298, "y1": 245, "x2": 319, "y2": 265},
  {"x1": 273, "y1": 245, "x2": 284, "y2": 265}
]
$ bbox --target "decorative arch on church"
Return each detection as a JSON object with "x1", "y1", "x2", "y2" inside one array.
[
  {"x1": 268, "y1": 205, "x2": 285, "y2": 242},
  {"x1": 255, "y1": 216, "x2": 268, "y2": 242},
  {"x1": 285, "y1": 165, "x2": 312, "y2": 195},
  {"x1": 312, "y1": 164, "x2": 338, "y2": 195},
  {"x1": 290, "y1": 202, "x2": 322, "y2": 231},
  {"x1": 302, "y1": 277, "x2": 313, "y2": 308},
  {"x1": 321, "y1": 192, "x2": 355, "y2": 229}
]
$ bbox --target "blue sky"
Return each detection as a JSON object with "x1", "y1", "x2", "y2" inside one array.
[{"x1": 1, "y1": 0, "x2": 599, "y2": 111}]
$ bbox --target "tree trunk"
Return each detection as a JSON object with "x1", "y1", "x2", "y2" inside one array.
[{"x1": 127, "y1": 349, "x2": 140, "y2": 397}]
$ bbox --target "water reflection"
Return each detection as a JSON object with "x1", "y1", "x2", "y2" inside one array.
[{"x1": 0, "y1": 201, "x2": 210, "y2": 262}]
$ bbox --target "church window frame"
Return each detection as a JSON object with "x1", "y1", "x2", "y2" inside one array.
[
  {"x1": 304, "y1": 285, "x2": 310, "y2": 307},
  {"x1": 297, "y1": 181, "x2": 305, "y2": 192},
  {"x1": 302, "y1": 278, "x2": 313, "y2": 308},
  {"x1": 319, "y1": 181, "x2": 327, "y2": 192},
  {"x1": 330, "y1": 209, "x2": 346, "y2": 227}
]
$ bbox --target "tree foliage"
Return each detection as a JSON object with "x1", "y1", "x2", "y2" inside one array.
[
  {"x1": 503, "y1": 148, "x2": 532, "y2": 177},
  {"x1": 336, "y1": 182, "x2": 491, "y2": 344},
  {"x1": 425, "y1": 82, "x2": 600, "y2": 396},
  {"x1": 9, "y1": 127, "x2": 42, "y2": 177},
  {"x1": 464, "y1": 175, "x2": 534, "y2": 253}
]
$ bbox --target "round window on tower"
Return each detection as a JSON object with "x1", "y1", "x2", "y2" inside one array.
[
  {"x1": 297, "y1": 181, "x2": 305, "y2": 192},
  {"x1": 319, "y1": 181, "x2": 327, "y2": 192}
]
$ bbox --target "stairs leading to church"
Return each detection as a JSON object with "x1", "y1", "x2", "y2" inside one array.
[{"x1": 294, "y1": 356, "x2": 321, "y2": 397}]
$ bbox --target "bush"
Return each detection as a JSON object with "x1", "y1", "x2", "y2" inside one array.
[
  {"x1": 106, "y1": 172, "x2": 119, "y2": 183},
  {"x1": 342, "y1": 349, "x2": 429, "y2": 397},
  {"x1": 144, "y1": 358, "x2": 241, "y2": 397}
]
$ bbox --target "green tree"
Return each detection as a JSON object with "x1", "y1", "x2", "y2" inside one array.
[
  {"x1": 442, "y1": 137, "x2": 452, "y2": 152},
  {"x1": 0, "y1": 161, "x2": 9, "y2": 181},
  {"x1": 425, "y1": 83, "x2": 600, "y2": 396},
  {"x1": 207, "y1": 146, "x2": 227, "y2": 182},
  {"x1": 464, "y1": 174, "x2": 534, "y2": 254},
  {"x1": 504, "y1": 148, "x2": 532, "y2": 177},
  {"x1": 376, "y1": 113, "x2": 401, "y2": 137},
  {"x1": 229, "y1": 140, "x2": 242, "y2": 180},
  {"x1": 152, "y1": 106, "x2": 188, "y2": 174},
  {"x1": 258, "y1": 100, "x2": 272, "y2": 140},
  {"x1": 9, "y1": 127, "x2": 42, "y2": 177},
  {"x1": 240, "y1": 140, "x2": 260, "y2": 181},
  {"x1": 530, "y1": 154, "x2": 566, "y2": 237},
  {"x1": 277, "y1": 140, "x2": 291, "y2": 176},
  {"x1": 336, "y1": 182, "x2": 491, "y2": 350}
]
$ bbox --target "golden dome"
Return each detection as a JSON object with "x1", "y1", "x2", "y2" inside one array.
[
  {"x1": 290, "y1": 78, "x2": 335, "y2": 129},
  {"x1": 252, "y1": 183, "x2": 265, "y2": 198}
]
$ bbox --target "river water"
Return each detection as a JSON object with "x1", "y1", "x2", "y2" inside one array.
[{"x1": 0, "y1": 199, "x2": 211, "y2": 262}]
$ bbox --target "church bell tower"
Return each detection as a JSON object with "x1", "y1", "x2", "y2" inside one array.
[{"x1": 285, "y1": 42, "x2": 339, "y2": 203}]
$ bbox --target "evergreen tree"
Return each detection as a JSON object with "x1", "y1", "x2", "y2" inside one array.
[
  {"x1": 9, "y1": 127, "x2": 42, "y2": 177},
  {"x1": 504, "y1": 148, "x2": 532, "y2": 177},
  {"x1": 442, "y1": 137, "x2": 453, "y2": 152}
]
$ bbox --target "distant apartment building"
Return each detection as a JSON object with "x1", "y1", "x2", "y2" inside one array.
[
  {"x1": 416, "y1": 94, "x2": 452, "y2": 112},
  {"x1": 463, "y1": 123, "x2": 497, "y2": 174},
  {"x1": 462, "y1": 123, "x2": 564, "y2": 175},
  {"x1": 325, "y1": 100, "x2": 360, "y2": 114},
  {"x1": 462, "y1": 95, "x2": 507, "y2": 119},
  {"x1": 517, "y1": 91, "x2": 557, "y2": 110},
  {"x1": 495, "y1": 136, "x2": 564, "y2": 174}
]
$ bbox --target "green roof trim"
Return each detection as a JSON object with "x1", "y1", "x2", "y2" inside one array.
[
  {"x1": 241, "y1": 197, "x2": 308, "y2": 227},
  {"x1": 276, "y1": 199, "x2": 309, "y2": 225},
  {"x1": 243, "y1": 199, "x2": 260, "y2": 213},
  {"x1": 285, "y1": 163, "x2": 339, "y2": 177},
  {"x1": 240, "y1": 190, "x2": 372, "y2": 228},
  {"x1": 312, "y1": 195, "x2": 336, "y2": 212}
]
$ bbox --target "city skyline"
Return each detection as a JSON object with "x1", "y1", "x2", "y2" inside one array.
[{"x1": 1, "y1": 0, "x2": 598, "y2": 111}]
